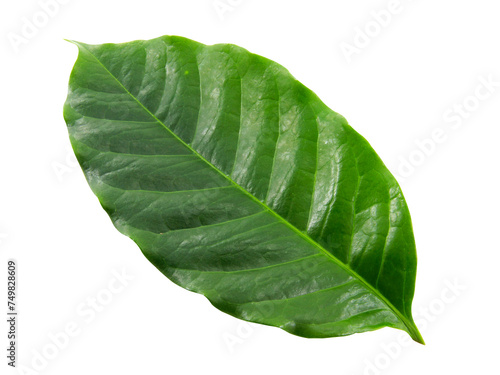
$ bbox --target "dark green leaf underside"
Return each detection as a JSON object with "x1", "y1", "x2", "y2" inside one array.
[{"x1": 64, "y1": 35, "x2": 423, "y2": 343}]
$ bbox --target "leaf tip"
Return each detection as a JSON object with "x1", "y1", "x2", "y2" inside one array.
[
  {"x1": 64, "y1": 39, "x2": 86, "y2": 49},
  {"x1": 411, "y1": 329, "x2": 425, "y2": 345}
]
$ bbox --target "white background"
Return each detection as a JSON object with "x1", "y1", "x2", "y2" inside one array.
[{"x1": 1, "y1": 0, "x2": 499, "y2": 374}]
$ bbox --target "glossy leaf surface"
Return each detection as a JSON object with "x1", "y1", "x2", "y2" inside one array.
[{"x1": 64, "y1": 36, "x2": 423, "y2": 343}]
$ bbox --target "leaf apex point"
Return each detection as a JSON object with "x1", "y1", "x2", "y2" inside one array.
[
  {"x1": 412, "y1": 331, "x2": 425, "y2": 345},
  {"x1": 64, "y1": 39, "x2": 84, "y2": 48}
]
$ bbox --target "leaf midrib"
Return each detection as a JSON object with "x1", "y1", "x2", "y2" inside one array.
[{"x1": 73, "y1": 41, "x2": 423, "y2": 344}]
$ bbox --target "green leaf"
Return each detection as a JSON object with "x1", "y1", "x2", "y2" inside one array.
[{"x1": 63, "y1": 35, "x2": 423, "y2": 343}]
